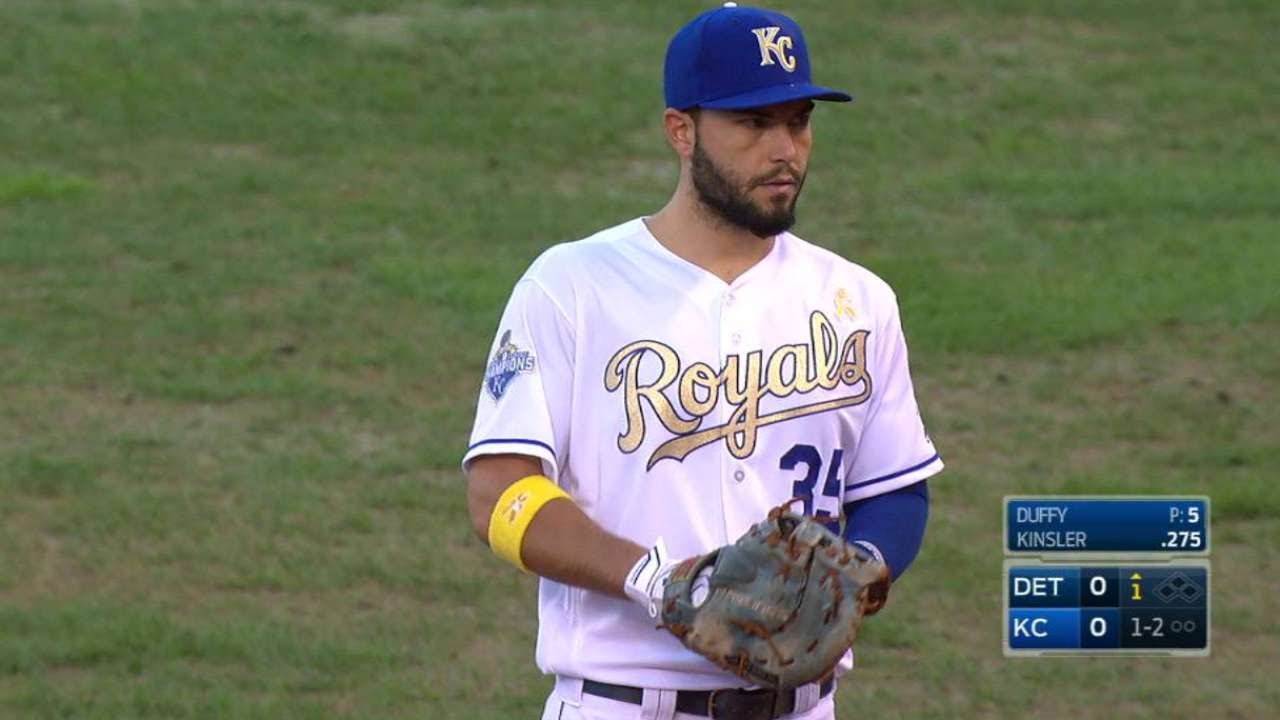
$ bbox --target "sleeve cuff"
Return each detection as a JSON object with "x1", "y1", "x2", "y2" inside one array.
[
  {"x1": 851, "y1": 540, "x2": 885, "y2": 565},
  {"x1": 843, "y1": 454, "x2": 943, "y2": 503},
  {"x1": 461, "y1": 437, "x2": 560, "y2": 479}
]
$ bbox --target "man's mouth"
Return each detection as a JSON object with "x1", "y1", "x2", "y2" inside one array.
[
  {"x1": 757, "y1": 174, "x2": 799, "y2": 189},
  {"x1": 760, "y1": 179, "x2": 797, "y2": 191}
]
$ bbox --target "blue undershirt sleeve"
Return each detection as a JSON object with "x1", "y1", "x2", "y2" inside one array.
[{"x1": 842, "y1": 480, "x2": 929, "y2": 581}]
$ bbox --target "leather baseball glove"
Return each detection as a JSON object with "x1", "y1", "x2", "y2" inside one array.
[{"x1": 658, "y1": 503, "x2": 888, "y2": 689}]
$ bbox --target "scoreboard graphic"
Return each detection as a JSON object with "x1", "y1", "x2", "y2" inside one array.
[{"x1": 1002, "y1": 496, "x2": 1211, "y2": 657}]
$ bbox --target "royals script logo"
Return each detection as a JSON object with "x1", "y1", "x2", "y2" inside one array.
[{"x1": 604, "y1": 311, "x2": 871, "y2": 469}]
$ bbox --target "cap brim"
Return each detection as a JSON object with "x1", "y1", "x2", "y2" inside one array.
[{"x1": 697, "y1": 83, "x2": 853, "y2": 111}]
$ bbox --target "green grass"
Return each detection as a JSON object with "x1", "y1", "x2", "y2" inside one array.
[{"x1": 1, "y1": 1, "x2": 1277, "y2": 718}]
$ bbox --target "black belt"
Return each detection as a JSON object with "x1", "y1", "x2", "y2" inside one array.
[{"x1": 581, "y1": 678, "x2": 834, "y2": 719}]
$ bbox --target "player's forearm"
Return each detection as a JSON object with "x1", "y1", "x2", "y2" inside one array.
[
  {"x1": 843, "y1": 480, "x2": 930, "y2": 580},
  {"x1": 466, "y1": 454, "x2": 645, "y2": 599},
  {"x1": 520, "y1": 498, "x2": 646, "y2": 598}
]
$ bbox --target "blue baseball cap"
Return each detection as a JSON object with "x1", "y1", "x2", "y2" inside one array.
[{"x1": 664, "y1": 3, "x2": 852, "y2": 111}]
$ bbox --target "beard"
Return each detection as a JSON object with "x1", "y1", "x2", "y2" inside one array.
[{"x1": 690, "y1": 141, "x2": 804, "y2": 238}]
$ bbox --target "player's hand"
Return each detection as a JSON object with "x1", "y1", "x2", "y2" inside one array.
[
  {"x1": 623, "y1": 539, "x2": 682, "y2": 618},
  {"x1": 861, "y1": 564, "x2": 892, "y2": 616}
]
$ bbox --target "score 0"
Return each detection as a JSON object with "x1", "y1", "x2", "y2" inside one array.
[
  {"x1": 1080, "y1": 569, "x2": 1122, "y2": 647},
  {"x1": 1081, "y1": 568, "x2": 1120, "y2": 606}
]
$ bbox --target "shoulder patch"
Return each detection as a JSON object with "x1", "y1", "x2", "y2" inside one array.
[{"x1": 485, "y1": 330, "x2": 537, "y2": 401}]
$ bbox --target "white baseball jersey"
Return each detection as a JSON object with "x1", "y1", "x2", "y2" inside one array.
[{"x1": 463, "y1": 217, "x2": 942, "y2": 690}]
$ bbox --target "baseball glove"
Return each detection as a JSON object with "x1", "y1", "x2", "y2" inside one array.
[{"x1": 659, "y1": 503, "x2": 887, "y2": 689}]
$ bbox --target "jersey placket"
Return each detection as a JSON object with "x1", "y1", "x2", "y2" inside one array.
[{"x1": 717, "y1": 281, "x2": 758, "y2": 543}]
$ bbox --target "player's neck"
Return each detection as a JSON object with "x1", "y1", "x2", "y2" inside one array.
[{"x1": 645, "y1": 196, "x2": 776, "y2": 284}]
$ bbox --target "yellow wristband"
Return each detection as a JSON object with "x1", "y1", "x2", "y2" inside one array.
[{"x1": 487, "y1": 474, "x2": 571, "y2": 572}]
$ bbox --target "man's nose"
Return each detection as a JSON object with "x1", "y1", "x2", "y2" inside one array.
[{"x1": 767, "y1": 126, "x2": 799, "y2": 164}]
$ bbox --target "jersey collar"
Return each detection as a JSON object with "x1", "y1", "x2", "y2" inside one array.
[{"x1": 631, "y1": 217, "x2": 788, "y2": 291}]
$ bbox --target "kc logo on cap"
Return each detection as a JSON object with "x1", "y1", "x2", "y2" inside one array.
[
  {"x1": 751, "y1": 26, "x2": 796, "y2": 72},
  {"x1": 663, "y1": 4, "x2": 852, "y2": 111}
]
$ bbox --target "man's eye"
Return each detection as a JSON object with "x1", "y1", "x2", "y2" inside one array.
[
  {"x1": 742, "y1": 117, "x2": 769, "y2": 129},
  {"x1": 790, "y1": 115, "x2": 811, "y2": 128}
]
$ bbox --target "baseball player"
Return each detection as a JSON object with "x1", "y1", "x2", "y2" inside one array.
[{"x1": 463, "y1": 4, "x2": 941, "y2": 719}]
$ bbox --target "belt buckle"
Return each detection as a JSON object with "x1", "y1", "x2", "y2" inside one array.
[{"x1": 707, "y1": 687, "x2": 777, "y2": 720}]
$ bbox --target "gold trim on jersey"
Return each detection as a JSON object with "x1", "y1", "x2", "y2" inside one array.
[{"x1": 603, "y1": 311, "x2": 872, "y2": 469}]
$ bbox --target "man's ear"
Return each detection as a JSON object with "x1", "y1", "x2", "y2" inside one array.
[{"x1": 663, "y1": 108, "x2": 697, "y2": 160}]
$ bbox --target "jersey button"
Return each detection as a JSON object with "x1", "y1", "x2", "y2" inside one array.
[
  {"x1": 731, "y1": 333, "x2": 742, "y2": 345},
  {"x1": 733, "y1": 469, "x2": 745, "y2": 482}
]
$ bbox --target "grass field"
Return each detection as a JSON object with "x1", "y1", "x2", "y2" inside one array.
[{"x1": 1, "y1": 1, "x2": 1277, "y2": 718}]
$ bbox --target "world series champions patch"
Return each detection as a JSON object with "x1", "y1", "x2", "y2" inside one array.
[{"x1": 485, "y1": 330, "x2": 537, "y2": 401}]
